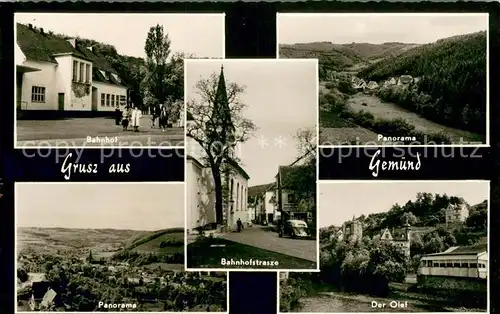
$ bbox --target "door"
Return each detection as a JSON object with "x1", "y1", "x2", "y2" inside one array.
[
  {"x1": 91, "y1": 87, "x2": 98, "y2": 111},
  {"x1": 58, "y1": 93, "x2": 64, "y2": 111}
]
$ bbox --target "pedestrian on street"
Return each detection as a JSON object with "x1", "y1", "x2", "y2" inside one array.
[
  {"x1": 114, "y1": 107, "x2": 121, "y2": 126},
  {"x1": 131, "y1": 105, "x2": 142, "y2": 132},
  {"x1": 159, "y1": 104, "x2": 168, "y2": 132},
  {"x1": 237, "y1": 218, "x2": 243, "y2": 232},
  {"x1": 121, "y1": 106, "x2": 130, "y2": 131}
]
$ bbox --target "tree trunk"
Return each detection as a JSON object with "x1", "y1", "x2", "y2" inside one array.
[{"x1": 213, "y1": 167, "x2": 223, "y2": 225}]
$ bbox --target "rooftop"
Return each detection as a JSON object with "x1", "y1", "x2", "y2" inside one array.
[
  {"x1": 17, "y1": 23, "x2": 125, "y2": 86},
  {"x1": 426, "y1": 243, "x2": 487, "y2": 256},
  {"x1": 248, "y1": 183, "x2": 274, "y2": 197},
  {"x1": 226, "y1": 157, "x2": 250, "y2": 180}
]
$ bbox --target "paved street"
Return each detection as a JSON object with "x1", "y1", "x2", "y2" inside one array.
[
  {"x1": 16, "y1": 116, "x2": 184, "y2": 147},
  {"x1": 221, "y1": 225, "x2": 317, "y2": 262}
]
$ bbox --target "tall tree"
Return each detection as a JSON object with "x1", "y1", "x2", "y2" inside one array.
[
  {"x1": 144, "y1": 24, "x2": 172, "y2": 107},
  {"x1": 187, "y1": 66, "x2": 257, "y2": 225}
]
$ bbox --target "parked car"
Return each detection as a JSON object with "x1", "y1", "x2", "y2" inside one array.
[{"x1": 278, "y1": 219, "x2": 310, "y2": 239}]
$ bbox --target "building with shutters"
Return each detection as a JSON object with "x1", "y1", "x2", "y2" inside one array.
[{"x1": 15, "y1": 23, "x2": 128, "y2": 116}]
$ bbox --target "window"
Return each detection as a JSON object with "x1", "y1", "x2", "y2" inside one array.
[
  {"x1": 31, "y1": 86, "x2": 46, "y2": 102},
  {"x1": 73, "y1": 61, "x2": 78, "y2": 81},
  {"x1": 433, "y1": 263, "x2": 439, "y2": 267},
  {"x1": 85, "y1": 64, "x2": 90, "y2": 83},
  {"x1": 461, "y1": 263, "x2": 469, "y2": 268},
  {"x1": 470, "y1": 263, "x2": 478, "y2": 268},
  {"x1": 101, "y1": 94, "x2": 105, "y2": 106},
  {"x1": 453, "y1": 263, "x2": 461, "y2": 268},
  {"x1": 446, "y1": 262, "x2": 453, "y2": 267},
  {"x1": 106, "y1": 94, "x2": 110, "y2": 107},
  {"x1": 439, "y1": 263, "x2": 445, "y2": 268},
  {"x1": 79, "y1": 63, "x2": 84, "y2": 82},
  {"x1": 288, "y1": 193, "x2": 295, "y2": 203},
  {"x1": 111, "y1": 95, "x2": 115, "y2": 107},
  {"x1": 116, "y1": 95, "x2": 120, "y2": 107}
]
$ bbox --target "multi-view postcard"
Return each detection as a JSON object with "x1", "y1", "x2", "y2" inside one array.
[
  {"x1": 278, "y1": 13, "x2": 489, "y2": 146},
  {"x1": 183, "y1": 59, "x2": 319, "y2": 271},
  {"x1": 279, "y1": 181, "x2": 489, "y2": 313},
  {"x1": 15, "y1": 183, "x2": 228, "y2": 313},
  {"x1": 14, "y1": 12, "x2": 225, "y2": 148}
]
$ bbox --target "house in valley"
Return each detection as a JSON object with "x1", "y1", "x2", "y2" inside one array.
[
  {"x1": 383, "y1": 77, "x2": 397, "y2": 87},
  {"x1": 379, "y1": 220, "x2": 412, "y2": 257},
  {"x1": 15, "y1": 23, "x2": 128, "y2": 116},
  {"x1": 366, "y1": 81, "x2": 379, "y2": 90},
  {"x1": 445, "y1": 203, "x2": 469, "y2": 223},
  {"x1": 397, "y1": 75, "x2": 413, "y2": 86},
  {"x1": 353, "y1": 79, "x2": 367, "y2": 90}
]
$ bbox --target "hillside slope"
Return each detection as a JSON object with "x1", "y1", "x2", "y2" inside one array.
[
  {"x1": 359, "y1": 31, "x2": 487, "y2": 134},
  {"x1": 279, "y1": 41, "x2": 418, "y2": 75},
  {"x1": 113, "y1": 228, "x2": 184, "y2": 266}
]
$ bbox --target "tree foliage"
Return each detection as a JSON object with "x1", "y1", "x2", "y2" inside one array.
[
  {"x1": 186, "y1": 71, "x2": 257, "y2": 224},
  {"x1": 144, "y1": 24, "x2": 172, "y2": 105},
  {"x1": 359, "y1": 32, "x2": 487, "y2": 134}
]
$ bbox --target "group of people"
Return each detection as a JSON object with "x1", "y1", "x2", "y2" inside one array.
[
  {"x1": 113, "y1": 101, "x2": 181, "y2": 133},
  {"x1": 114, "y1": 105, "x2": 142, "y2": 132},
  {"x1": 150, "y1": 103, "x2": 170, "y2": 131}
]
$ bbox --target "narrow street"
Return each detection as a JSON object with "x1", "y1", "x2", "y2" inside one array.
[{"x1": 221, "y1": 225, "x2": 317, "y2": 262}]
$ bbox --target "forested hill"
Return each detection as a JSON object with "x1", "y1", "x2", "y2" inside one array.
[
  {"x1": 112, "y1": 228, "x2": 184, "y2": 266},
  {"x1": 358, "y1": 31, "x2": 486, "y2": 82},
  {"x1": 279, "y1": 41, "x2": 418, "y2": 72},
  {"x1": 359, "y1": 31, "x2": 487, "y2": 135},
  {"x1": 321, "y1": 193, "x2": 488, "y2": 243}
]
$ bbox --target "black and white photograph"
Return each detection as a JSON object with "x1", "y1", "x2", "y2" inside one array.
[
  {"x1": 15, "y1": 13, "x2": 225, "y2": 148},
  {"x1": 15, "y1": 183, "x2": 228, "y2": 312},
  {"x1": 278, "y1": 13, "x2": 489, "y2": 146},
  {"x1": 184, "y1": 59, "x2": 319, "y2": 271},
  {"x1": 279, "y1": 181, "x2": 489, "y2": 313}
]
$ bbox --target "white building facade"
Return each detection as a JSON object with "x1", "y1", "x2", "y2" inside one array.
[
  {"x1": 16, "y1": 23, "x2": 127, "y2": 113},
  {"x1": 186, "y1": 137, "x2": 250, "y2": 233}
]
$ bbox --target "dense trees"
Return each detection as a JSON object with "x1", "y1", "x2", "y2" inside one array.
[
  {"x1": 19, "y1": 253, "x2": 227, "y2": 312},
  {"x1": 281, "y1": 193, "x2": 488, "y2": 312},
  {"x1": 359, "y1": 32, "x2": 487, "y2": 134}
]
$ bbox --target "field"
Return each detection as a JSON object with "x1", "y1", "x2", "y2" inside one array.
[
  {"x1": 16, "y1": 227, "x2": 227, "y2": 312},
  {"x1": 17, "y1": 227, "x2": 142, "y2": 256}
]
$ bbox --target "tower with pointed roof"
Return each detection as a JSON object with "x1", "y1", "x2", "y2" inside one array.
[{"x1": 342, "y1": 215, "x2": 362, "y2": 242}]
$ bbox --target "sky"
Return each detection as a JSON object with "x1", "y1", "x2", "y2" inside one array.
[
  {"x1": 15, "y1": 13, "x2": 225, "y2": 59},
  {"x1": 16, "y1": 183, "x2": 184, "y2": 231},
  {"x1": 318, "y1": 181, "x2": 489, "y2": 228},
  {"x1": 185, "y1": 60, "x2": 317, "y2": 186},
  {"x1": 278, "y1": 13, "x2": 488, "y2": 45}
]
